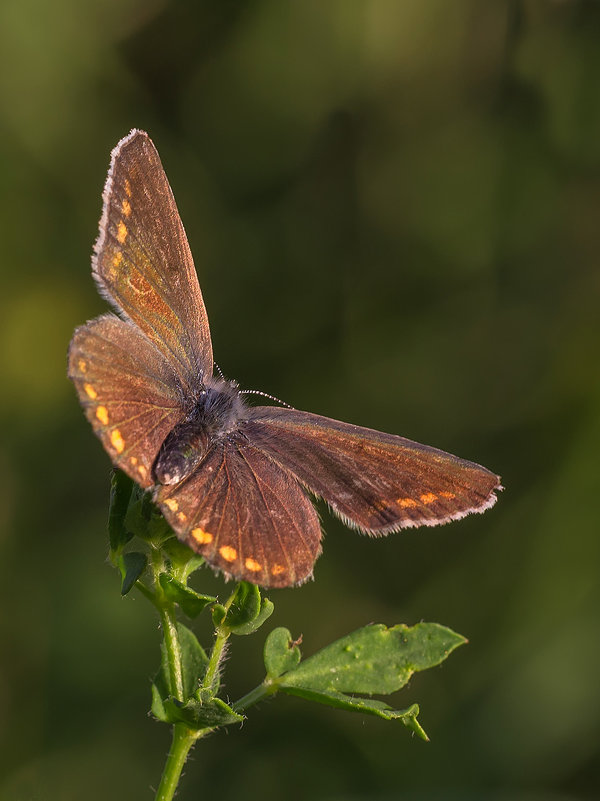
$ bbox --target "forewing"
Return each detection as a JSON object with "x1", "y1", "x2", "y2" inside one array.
[
  {"x1": 68, "y1": 314, "x2": 185, "y2": 488},
  {"x1": 93, "y1": 129, "x2": 212, "y2": 390},
  {"x1": 155, "y1": 435, "x2": 322, "y2": 588},
  {"x1": 244, "y1": 407, "x2": 501, "y2": 533}
]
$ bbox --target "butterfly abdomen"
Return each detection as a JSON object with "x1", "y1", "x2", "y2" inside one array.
[{"x1": 153, "y1": 379, "x2": 245, "y2": 485}]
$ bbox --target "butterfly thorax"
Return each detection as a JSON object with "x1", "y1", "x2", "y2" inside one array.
[{"x1": 153, "y1": 378, "x2": 245, "y2": 485}]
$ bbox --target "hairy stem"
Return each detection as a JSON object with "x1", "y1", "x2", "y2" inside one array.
[
  {"x1": 233, "y1": 679, "x2": 278, "y2": 713},
  {"x1": 151, "y1": 547, "x2": 184, "y2": 701},
  {"x1": 159, "y1": 604, "x2": 184, "y2": 701},
  {"x1": 201, "y1": 585, "x2": 239, "y2": 692},
  {"x1": 154, "y1": 724, "x2": 204, "y2": 801},
  {"x1": 202, "y1": 627, "x2": 228, "y2": 693}
]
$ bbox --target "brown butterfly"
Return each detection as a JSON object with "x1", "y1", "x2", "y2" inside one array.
[{"x1": 68, "y1": 130, "x2": 501, "y2": 588}]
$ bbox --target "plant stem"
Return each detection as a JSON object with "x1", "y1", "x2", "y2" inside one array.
[
  {"x1": 133, "y1": 578, "x2": 155, "y2": 604},
  {"x1": 154, "y1": 723, "x2": 204, "y2": 801},
  {"x1": 159, "y1": 604, "x2": 184, "y2": 701},
  {"x1": 233, "y1": 679, "x2": 277, "y2": 713},
  {"x1": 150, "y1": 547, "x2": 184, "y2": 701},
  {"x1": 201, "y1": 627, "x2": 228, "y2": 693},
  {"x1": 201, "y1": 585, "x2": 239, "y2": 692}
]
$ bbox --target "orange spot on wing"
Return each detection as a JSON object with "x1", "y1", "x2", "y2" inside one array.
[
  {"x1": 271, "y1": 564, "x2": 285, "y2": 576},
  {"x1": 420, "y1": 492, "x2": 437, "y2": 505},
  {"x1": 112, "y1": 251, "x2": 123, "y2": 269},
  {"x1": 440, "y1": 491, "x2": 456, "y2": 499},
  {"x1": 164, "y1": 498, "x2": 178, "y2": 512},
  {"x1": 245, "y1": 558, "x2": 262, "y2": 573},
  {"x1": 191, "y1": 528, "x2": 213, "y2": 545},
  {"x1": 84, "y1": 383, "x2": 97, "y2": 400},
  {"x1": 117, "y1": 220, "x2": 127, "y2": 243},
  {"x1": 124, "y1": 179, "x2": 132, "y2": 197},
  {"x1": 121, "y1": 198, "x2": 132, "y2": 217},
  {"x1": 78, "y1": 359, "x2": 87, "y2": 373},
  {"x1": 398, "y1": 497, "x2": 417, "y2": 508},
  {"x1": 96, "y1": 406, "x2": 109, "y2": 425},
  {"x1": 177, "y1": 511, "x2": 187, "y2": 523},
  {"x1": 110, "y1": 429, "x2": 125, "y2": 453},
  {"x1": 137, "y1": 464, "x2": 147, "y2": 480},
  {"x1": 219, "y1": 545, "x2": 237, "y2": 562},
  {"x1": 130, "y1": 456, "x2": 137, "y2": 465}
]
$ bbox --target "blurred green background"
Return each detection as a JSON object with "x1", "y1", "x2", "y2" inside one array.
[{"x1": 1, "y1": 1, "x2": 599, "y2": 799}]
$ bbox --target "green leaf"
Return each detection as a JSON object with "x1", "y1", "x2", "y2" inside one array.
[
  {"x1": 177, "y1": 623, "x2": 209, "y2": 699},
  {"x1": 220, "y1": 583, "x2": 274, "y2": 635},
  {"x1": 124, "y1": 495, "x2": 151, "y2": 539},
  {"x1": 162, "y1": 696, "x2": 243, "y2": 730},
  {"x1": 153, "y1": 621, "x2": 209, "y2": 709},
  {"x1": 223, "y1": 582, "x2": 261, "y2": 630},
  {"x1": 158, "y1": 574, "x2": 216, "y2": 618},
  {"x1": 230, "y1": 598, "x2": 274, "y2": 636},
  {"x1": 264, "y1": 627, "x2": 302, "y2": 678},
  {"x1": 161, "y1": 537, "x2": 205, "y2": 577},
  {"x1": 153, "y1": 646, "x2": 170, "y2": 709},
  {"x1": 120, "y1": 552, "x2": 147, "y2": 595},
  {"x1": 279, "y1": 686, "x2": 428, "y2": 740},
  {"x1": 211, "y1": 604, "x2": 227, "y2": 627},
  {"x1": 280, "y1": 623, "x2": 466, "y2": 695},
  {"x1": 108, "y1": 469, "x2": 134, "y2": 552},
  {"x1": 150, "y1": 681, "x2": 169, "y2": 723},
  {"x1": 124, "y1": 492, "x2": 171, "y2": 543}
]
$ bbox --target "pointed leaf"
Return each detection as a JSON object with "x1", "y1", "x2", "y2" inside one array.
[
  {"x1": 153, "y1": 642, "x2": 170, "y2": 705},
  {"x1": 120, "y1": 552, "x2": 147, "y2": 595},
  {"x1": 177, "y1": 623, "x2": 209, "y2": 699},
  {"x1": 162, "y1": 696, "x2": 244, "y2": 729},
  {"x1": 108, "y1": 469, "x2": 134, "y2": 552},
  {"x1": 150, "y1": 681, "x2": 169, "y2": 723},
  {"x1": 264, "y1": 627, "x2": 302, "y2": 678},
  {"x1": 154, "y1": 622, "x2": 208, "y2": 705},
  {"x1": 279, "y1": 686, "x2": 428, "y2": 740},
  {"x1": 158, "y1": 573, "x2": 216, "y2": 618},
  {"x1": 124, "y1": 495, "x2": 151, "y2": 539},
  {"x1": 280, "y1": 623, "x2": 466, "y2": 695}
]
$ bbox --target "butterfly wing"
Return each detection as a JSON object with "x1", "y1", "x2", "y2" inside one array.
[
  {"x1": 243, "y1": 407, "x2": 501, "y2": 532},
  {"x1": 68, "y1": 314, "x2": 185, "y2": 488},
  {"x1": 92, "y1": 129, "x2": 212, "y2": 391},
  {"x1": 154, "y1": 434, "x2": 322, "y2": 588}
]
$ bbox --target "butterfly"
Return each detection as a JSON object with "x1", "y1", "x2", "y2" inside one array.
[{"x1": 68, "y1": 130, "x2": 501, "y2": 588}]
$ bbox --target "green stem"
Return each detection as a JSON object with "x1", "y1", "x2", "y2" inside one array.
[
  {"x1": 151, "y1": 547, "x2": 184, "y2": 701},
  {"x1": 133, "y1": 579, "x2": 155, "y2": 604},
  {"x1": 233, "y1": 679, "x2": 278, "y2": 713},
  {"x1": 201, "y1": 585, "x2": 239, "y2": 693},
  {"x1": 159, "y1": 604, "x2": 184, "y2": 701},
  {"x1": 202, "y1": 627, "x2": 229, "y2": 693},
  {"x1": 154, "y1": 724, "x2": 203, "y2": 801}
]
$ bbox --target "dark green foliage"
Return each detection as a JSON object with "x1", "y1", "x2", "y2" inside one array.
[
  {"x1": 278, "y1": 623, "x2": 466, "y2": 694},
  {"x1": 120, "y1": 551, "x2": 147, "y2": 595},
  {"x1": 264, "y1": 627, "x2": 302, "y2": 679},
  {"x1": 158, "y1": 574, "x2": 216, "y2": 618},
  {"x1": 263, "y1": 623, "x2": 466, "y2": 741},
  {"x1": 108, "y1": 470, "x2": 134, "y2": 552}
]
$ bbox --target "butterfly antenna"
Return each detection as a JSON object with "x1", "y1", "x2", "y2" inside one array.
[{"x1": 240, "y1": 389, "x2": 294, "y2": 409}]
